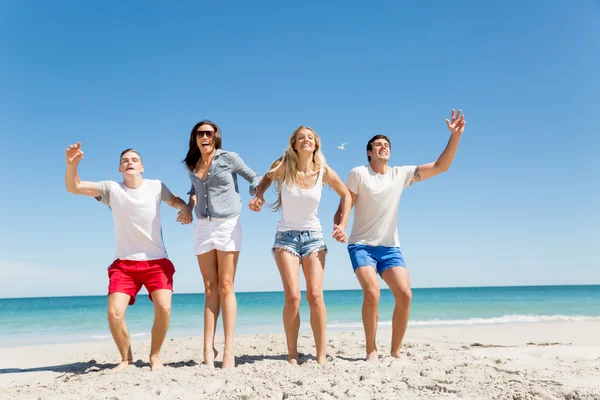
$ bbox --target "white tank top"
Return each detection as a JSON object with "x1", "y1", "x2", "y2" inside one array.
[{"x1": 276, "y1": 167, "x2": 324, "y2": 232}]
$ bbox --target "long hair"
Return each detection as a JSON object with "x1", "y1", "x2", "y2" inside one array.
[
  {"x1": 267, "y1": 125, "x2": 328, "y2": 211},
  {"x1": 183, "y1": 120, "x2": 223, "y2": 171}
]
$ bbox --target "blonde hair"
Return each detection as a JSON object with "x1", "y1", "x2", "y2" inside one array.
[{"x1": 267, "y1": 125, "x2": 328, "y2": 211}]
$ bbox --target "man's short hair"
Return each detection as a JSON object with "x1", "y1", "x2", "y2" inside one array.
[
  {"x1": 366, "y1": 134, "x2": 391, "y2": 162},
  {"x1": 120, "y1": 148, "x2": 142, "y2": 163}
]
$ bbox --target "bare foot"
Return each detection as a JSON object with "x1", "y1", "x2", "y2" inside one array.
[
  {"x1": 316, "y1": 354, "x2": 326, "y2": 365},
  {"x1": 222, "y1": 347, "x2": 235, "y2": 369},
  {"x1": 112, "y1": 359, "x2": 132, "y2": 372},
  {"x1": 149, "y1": 355, "x2": 163, "y2": 371},
  {"x1": 288, "y1": 358, "x2": 298, "y2": 366},
  {"x1": 204, "y1": 348, "x2": 218, "y2": 368},
  {"x1": 390, "y1": 350, "x2": 401, "y2": 359},
  {"x1": 366, "y1": 350, "x2": 379, "y2": 363}
]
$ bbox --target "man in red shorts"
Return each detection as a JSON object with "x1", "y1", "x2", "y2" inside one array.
[{"x1": 65, "y1": 142, "x2": 192, "y2": 371}]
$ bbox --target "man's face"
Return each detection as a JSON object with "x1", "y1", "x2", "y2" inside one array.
[
  {"x1": 118, "y1": 151, "x2": 144, "y2": 176},
  {"x1": 367, "y1": 139, "x2": 391, "y2": 162}
]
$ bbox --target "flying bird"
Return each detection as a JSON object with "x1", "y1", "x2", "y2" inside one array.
[{"x1": 337, "y1": 142, "x2": 347, "y2": 150}]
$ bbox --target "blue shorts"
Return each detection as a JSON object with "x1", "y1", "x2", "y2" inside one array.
[
  {"x1": 273, "y1": 230, "x2": 327, "y2": 259},
  {"x1": 347, "y1": 244, "x2": 406, "y2": 276}
]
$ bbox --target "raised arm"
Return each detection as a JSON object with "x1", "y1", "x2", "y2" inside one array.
[
  {"x1": 411, "y1": 109, "x2": 466, "y2": 184},
  {"x1": 65, "y1": 142, "x2": 101, "y2": 197},
  {"x1": 325, "y1": 166, "x2": 352, "y2": 243}
]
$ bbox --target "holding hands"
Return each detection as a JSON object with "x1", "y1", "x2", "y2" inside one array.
[
  {"x1": 176, "y1": 205, "x2": 193, "y2": 225},
  {"x1": 332, "y1": 224, "x2": 347, "y2": 243},
  {"x1": 248, "y1": 196, "x2": 265, "y2": 212}
]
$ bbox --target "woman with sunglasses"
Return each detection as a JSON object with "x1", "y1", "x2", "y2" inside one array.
[
  {"x1": 180, "y1": 120, "x2": 261, "y2": 368},
  {"x1": 248, "y1": 125, "x2": 352, "y2": 365}
]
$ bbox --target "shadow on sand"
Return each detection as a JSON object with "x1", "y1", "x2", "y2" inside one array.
[
  {"x1": 0, "y1": 359, "x2": 199, "y2": 376},
  {"x1": 1, "y1": 353, "x2": 373, "y2": 375}
]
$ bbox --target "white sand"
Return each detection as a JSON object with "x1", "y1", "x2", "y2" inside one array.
[{"x1": 1, "y1": 321, "x2": 600, "y2": 399}]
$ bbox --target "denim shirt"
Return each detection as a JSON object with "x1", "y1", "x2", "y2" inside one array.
[{"x1": 187, "y1": 149, "x2": 261, "y2": 220}]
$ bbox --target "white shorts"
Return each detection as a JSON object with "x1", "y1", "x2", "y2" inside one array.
[{"x1": 194, "y1": 215, "x2": 243, "y2": 255}]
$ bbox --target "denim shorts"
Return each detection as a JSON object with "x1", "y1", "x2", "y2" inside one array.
[
  {"x1": 273, "y1": 230, "x2": 327, "y2": 259},
  {"x1": 347, "y1": 244, "x2": 406, "y2": 276}
]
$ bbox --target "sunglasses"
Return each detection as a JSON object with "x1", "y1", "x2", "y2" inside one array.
[{"x1": 196, "y1": 130, "x2": 215, "y2": 138}]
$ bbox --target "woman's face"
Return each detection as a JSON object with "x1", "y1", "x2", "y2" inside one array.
[
  {"x1": 293, "y1": 128, "x2": 316, "y2": 154},
  {"x1": 195, "y1": 124, "x2": 216, "y2": 155}
]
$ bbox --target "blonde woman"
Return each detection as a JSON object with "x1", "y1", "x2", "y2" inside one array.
[{"x1": 249, "y1": 126, "x2": 352, "y2": 365}]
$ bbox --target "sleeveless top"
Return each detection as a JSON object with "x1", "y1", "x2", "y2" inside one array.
[{"x1": 276, "y1": 167, "x2": 324, "y2": 232}]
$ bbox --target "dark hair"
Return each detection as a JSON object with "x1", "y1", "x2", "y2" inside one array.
[
  {"x1": 366, "y1": 134, "x2": 391, "y2": 162},
  {"x1": 120, "y1": 148, "x2": 142, "y2": 163},
  {"x1": 183, "y1": 120, "x2": 223, "y2": 171}
]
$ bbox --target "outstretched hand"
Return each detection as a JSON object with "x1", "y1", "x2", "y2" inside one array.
[
  {"x1": 66, "y1": 142, "x2": 84, "y2": 164},
  {"x1": 332, "y1": 224, "x2": 347, "y2": 243},
  {"x1": 446, "y1": 109, "x2": 466, "y2": 136},
  {"x1": 248, "y1": 196, "x2": 265, "y2": 212}
]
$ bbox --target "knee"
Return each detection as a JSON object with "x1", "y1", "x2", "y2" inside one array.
[
  {"x1": 155, "y1": 303, "x2": 171, "y2": 318},
  {"x1": 107, "y1": 307, "x2": 125, "y2": 323},
  {"x1": 285, "y1": 293, "x2": 301, "y2": 311},
  {"x1": 204, "y1": 279, "x2": 219, "y2": 299},
  {"x1": 364, "y1": 287, "x2": 380, "y2": 305},
  {"x1": 218, "y1": 279, "x2": 235, "y2": 298},
  {"x1": 396, "y1": 287, "x2": 412, "y2": 304},
  {"x1": 306, "y1": 290, "x2": 324, "y2": 308}
]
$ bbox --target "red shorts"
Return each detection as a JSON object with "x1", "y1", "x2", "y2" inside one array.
[{"x1": 108, "y1": 258, "x2": 175, "y2": 305}]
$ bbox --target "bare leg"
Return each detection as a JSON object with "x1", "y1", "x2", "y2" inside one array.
[
  {"x1": 381, "y1": 266, "x2": 412, "y2": 358},
  {"x1": 301, "y1": 250, "x2": 327, "y2": 364},
  {"x1": 216, "y1": 250, "x2": 239, "y2": 369},
  {"x1": 274, "y1": 249, "x2": 301, "y2": 365},
  {"x1": 354, "y1": 267, "x2": 381, "y2": 363},
  {"x1": 149, "y1": 289, "x2": 172, "y2": 370},
  {"x1": 107, "y1": 293, "x2": 133, "y2": 371},
  {"x1": 198, "y1": 251, "x2": 219, "y2": 367}
]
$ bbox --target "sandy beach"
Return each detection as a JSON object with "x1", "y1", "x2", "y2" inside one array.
[{"x1": 1, "y1": 321, "x2": 599, "y2": 400}]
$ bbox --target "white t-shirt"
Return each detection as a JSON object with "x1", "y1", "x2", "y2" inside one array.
[
  {"x1": 277, "y1": 167, "x2": 324, "y2": 232},
  {"x1": 96, "y1": 179, "x2": 174, "y2": 261},
  {"x1": 347, "y1": 164, "x2": 417, "y2": 247}
]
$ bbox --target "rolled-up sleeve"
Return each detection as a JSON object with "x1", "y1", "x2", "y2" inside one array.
[
  {"x1": 230, "y1": 153, "x2": 262, "y2": 195},
  {"x1": 187, "y1": 183, "x2": 196, "y2": 196}
]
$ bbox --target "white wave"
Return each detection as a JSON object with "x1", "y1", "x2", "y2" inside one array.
[
  {"x1": 130, "y1": 332, "x2": 147, "y2": 338},
  {"x1": 327, "y1": 315, "x2": 600, "y2": 329},
  {"x1": 92, "y1": 334, "x2": 112, "y2": 340}
]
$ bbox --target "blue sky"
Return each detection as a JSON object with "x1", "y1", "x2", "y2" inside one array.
[{"x1": 1, "y1": 1, "x2": 598, "y2": 298}]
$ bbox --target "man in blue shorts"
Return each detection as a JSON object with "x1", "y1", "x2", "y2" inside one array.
[{"x1": 334, "y1": 109, "x2": 466, "y2": 362}]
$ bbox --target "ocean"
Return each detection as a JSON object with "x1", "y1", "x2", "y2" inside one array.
[{"x1": 1, "y1": 285, "x2": 599, "y2": 347}]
